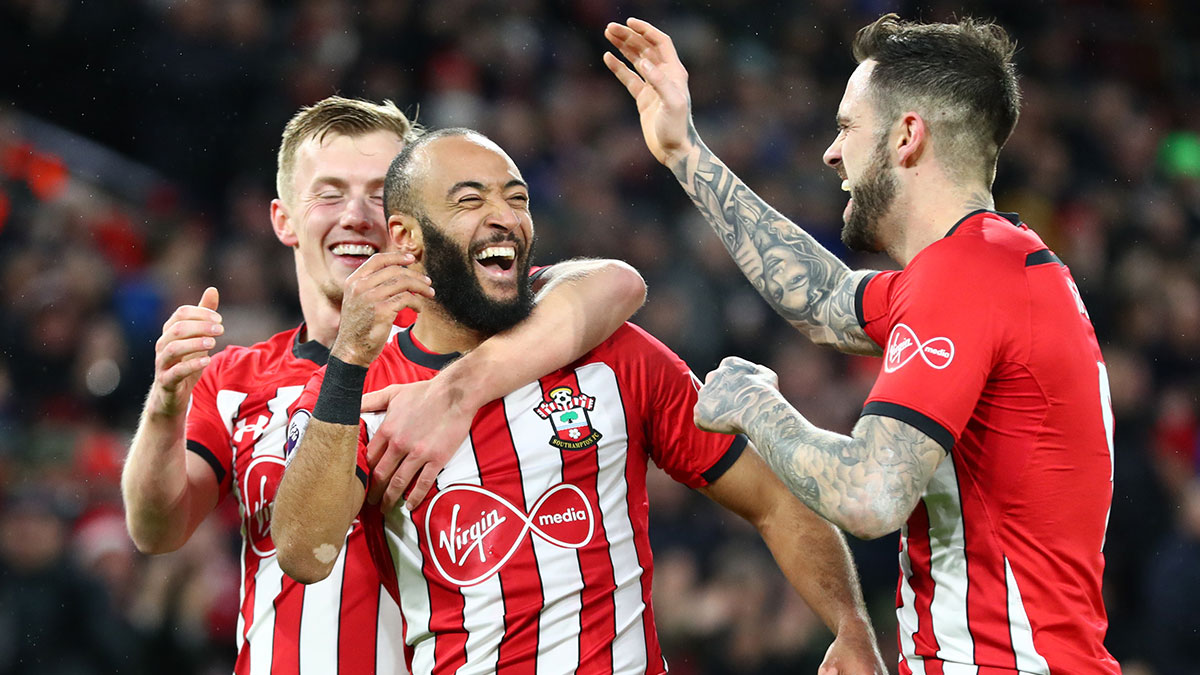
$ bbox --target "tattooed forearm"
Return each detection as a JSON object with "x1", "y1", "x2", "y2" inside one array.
[
  {"x1": 743, "y1": 399, "x2": 945, "y2": 539},
  {"x1": 670, "y1": 126, "x2": 880, "y2": 356}
]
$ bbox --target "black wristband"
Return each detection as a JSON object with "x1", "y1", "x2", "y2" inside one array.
[{"x1": 312, "y1": 355, "x2": 368, "y2": 426}]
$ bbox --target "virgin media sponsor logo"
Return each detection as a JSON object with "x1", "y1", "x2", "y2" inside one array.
[
  {"x1": 884, "y1": 323, "x2": 955, "y2": 373},
  {"x1": 424, "y1": 483, "x2": 595, "y2": 586},
  {"x1": 243, "y1": 455, "x2": 285, "y2": 557}
]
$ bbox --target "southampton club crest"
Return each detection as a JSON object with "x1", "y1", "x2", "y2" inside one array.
[{"x1": 534, "y1": 385, "x2": 603, "y2": 451}]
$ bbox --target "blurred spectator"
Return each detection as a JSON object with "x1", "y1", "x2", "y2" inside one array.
[
  {"x1": 1143, "y1": 479, "x2": 1200, "y2": 674},
  {"x1": 0, "y1": 486, "x2": 140, "y2": 674}
]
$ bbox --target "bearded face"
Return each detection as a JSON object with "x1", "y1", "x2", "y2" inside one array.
[
  {"x1": 840, "y1": 132, "x2": 898, "y2": 253},
  {"x1": 419, "y1": 214, "x2": 535, "y2": 335}
]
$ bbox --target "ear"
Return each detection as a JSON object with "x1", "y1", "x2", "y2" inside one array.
[
  {"x1": 390, "y1": 213, "x2": 423, "y2": 260},
  {"x1": 895, "y1": 111, "x2": 928, "y2": 168},
  {"x1": 270, "y1": 198, "x2": 298, "y2": 247}
]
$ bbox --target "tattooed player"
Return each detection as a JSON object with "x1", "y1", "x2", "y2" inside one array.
[{"x1": 607, "y1": 14, "x2": 1119, "y2": 674}]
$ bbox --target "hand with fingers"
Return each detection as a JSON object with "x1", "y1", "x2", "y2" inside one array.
[
  {"x1": 694, "y1": 356, "x2": 781, "y2": 436},
  {"x1": 147, "y1": 286, "x2": 223, "y2": 419},
  {"x1": 361, "y1": 378, "x2": 474, "y2": 511},
  {"x1": 330, "y1": 252, "x2": 434, "y2": 367},
  {"x1": 603, "y1": 17, "x2": 697, "y2": 166}
]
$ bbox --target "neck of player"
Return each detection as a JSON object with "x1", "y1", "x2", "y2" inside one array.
[{"x1": 409, "y1": 303, "x2": 490, "y2": 357}]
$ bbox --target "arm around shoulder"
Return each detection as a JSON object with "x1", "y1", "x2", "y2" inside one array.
[{"x1": 361, "y1": 258, "x2": 645, "y2": 512}]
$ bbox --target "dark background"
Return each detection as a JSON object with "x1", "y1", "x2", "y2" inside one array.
[{"x1": 1, "y1": 0, "x2": 1198, "y2": 673}]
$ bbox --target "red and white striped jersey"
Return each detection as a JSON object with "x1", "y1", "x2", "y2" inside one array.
[
  {"x1": 291, "y1": 322, "x2": 745, "y2": 675},
  {"x1": 187, "y1": 313, "x2": 416, "y2": 675},
  {"x1": 857, "y1": 211, "x2": 1119, "y2": 674}
]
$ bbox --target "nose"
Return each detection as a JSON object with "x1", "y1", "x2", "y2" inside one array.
[
  {"x1": 486, "y1": 199, "x2": 521, "y2": 233},
  {"x1": 823, "y1": 136, "x2": 842, "y2": 170},
  {"x1": 339, "y1": 194, "x2": 377, "y2": 232}
]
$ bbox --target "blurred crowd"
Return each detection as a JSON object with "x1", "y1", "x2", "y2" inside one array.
[{"x1": 1, "y1": 0, "x2": 1198, "y2": 673}]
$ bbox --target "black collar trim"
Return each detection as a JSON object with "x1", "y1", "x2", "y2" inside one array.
[
  {"x1": 394, "y1": 328, "x2": 460, "y2": 371},
  {"x1": 292, "y1": 325, "x2": 330, "y2": 366},
  {"x1": 944, "y1": 209, "x2": 1022, "y2": 238}
]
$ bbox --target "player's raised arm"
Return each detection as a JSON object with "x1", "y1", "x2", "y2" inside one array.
[
  {"x1": 274, "y1": 252, "x2": 426, "y2": 584},
  {"x1": 122, "y1": 287, "x2": 224, "y2": 553},
  {"x1": 604, "y1": 18, "x2": 878, "y2": 355},
  {"x1": 363, "y1": 257, "x2": 646, "y2": 511},
  {"x1": 698, "y1": 446, "x2": 887, "y2": 675},
  {"x1": 272, "y1": 373, "x2": 368, "y2": 585}
]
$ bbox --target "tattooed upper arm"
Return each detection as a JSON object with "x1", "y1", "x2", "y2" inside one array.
[
  {"x1": 670, "y1": 131, "x2": 881, "y2": 356},
  {"x1": 748, "y1": 406, "x2": 944, "y2": 539},
  {"x1": 817, "y1": 269, "x2": 881, "y2": 356},
  {"x1": 850, "y1": 414, "x2": 946, "y2": 521}
]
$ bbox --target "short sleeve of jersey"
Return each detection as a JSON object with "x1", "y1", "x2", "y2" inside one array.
[
  {"x1": 616, "y1": 324, "x2": 746, "y2": 488},
  {"x1": 185, "y1": 351, "x2": 236, "y2": 497},
  {"x1": 286, "y1": 366, "x2": 371, "y2": 487},
  {"x1": 856, "y1": 242, "x2": 1006, "y2": 452}
]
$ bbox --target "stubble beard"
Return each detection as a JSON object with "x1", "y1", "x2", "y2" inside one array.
[
  {"x1": 419, "y1": 214, "x2": 535, "y2": 336},
  {"x1": 841, "y1": 136, "x2": 897, "y2": 254}
]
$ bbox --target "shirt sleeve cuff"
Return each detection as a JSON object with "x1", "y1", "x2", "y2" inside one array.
[
  {"x1": 861, "y1": 401, "x2": 955, "y2": 454},
  {"x1": 186, "y1": 439, "x2": 227, "y2": 485},
  {"x1": 700, "y1": 434, "x2": 749, "y2": 484}
]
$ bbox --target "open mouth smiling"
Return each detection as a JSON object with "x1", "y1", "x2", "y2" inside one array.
[{"x1": 473, "y1": 244, "x2": 517, "y2": 274}]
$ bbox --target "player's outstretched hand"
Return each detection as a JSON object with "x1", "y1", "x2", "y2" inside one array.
[
  {"x1": 603, "y1": 17, "x2": 696, "y2": 167},
  {"x1": 361, "y1": 378, "x2": 474, "y2": 511},
  {"x1": 148, "y1": 286, "x2": 223, "y2": 418},
  {"x1": 332, "y1": 252, "x2": 433, "y2": 367},
  {"x1": 694, "y1": 356, "x2": 780, "y2": 435},
  {"x1": 818, "y1": 624, "x2": 889, "y2": 675}
]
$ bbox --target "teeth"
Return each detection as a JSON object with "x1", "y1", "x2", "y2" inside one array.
[
  {"x1": 332, "y1": 244, "x2": 377, "y2": 256},
  {"x1": 841, "y1": 179, "x2": 851, "y2": 192},
  {"x1": 474, "y1": 246, "x2": 516, "y2": 261}
]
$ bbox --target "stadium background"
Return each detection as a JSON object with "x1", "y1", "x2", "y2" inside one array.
[{"x1": 1, "y1": 0, "x2": 1198, "y2": 672}]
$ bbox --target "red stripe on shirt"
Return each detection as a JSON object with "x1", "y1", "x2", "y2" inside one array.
[
  {"x1": 905, "y1": 502, "x2": 942, "y2": 659},
  {"x1": 339, "y1": 530, "x2": 381, "y2": 674},
  {"x1": 426, "y1": 526, "x2": 468, "y2": 675},
  {"x1": 235, "y1": 548, "x2": 262, "y2": 675},
  {"x1": 621, "y1": 394, "x2": 661, "y2": 674},
  {"x1": 549, "y1": 371, "x2": 618, "y2": 675},
  {"x1": 272, "y1": 579, "x2": 304, "y2": 674},
  {"x1": 476, "y1": 398, "x2": 542, "y2": 674},
  {"x1": 958, "y1": 479, "x2": 1018, "y2": 668}
]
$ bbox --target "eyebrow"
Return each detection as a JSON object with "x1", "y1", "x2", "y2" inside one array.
[
  {"x1": 310, "y1": 176, "x2": 385, "y2": 189},
  {"x1": 446, "y1": 179, "x2": 529, "y2": 197}
]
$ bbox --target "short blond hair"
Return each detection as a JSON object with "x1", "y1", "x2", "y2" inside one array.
[{"x1": 275, "y1": 96, "x2": 421, "y2": 204}]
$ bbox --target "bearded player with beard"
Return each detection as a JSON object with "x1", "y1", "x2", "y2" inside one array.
[
  {"x1": 606, "y1": 13, "x2": 1120, "y2": 675},
  {"x1": 273, "y1": 128, "x2": 885, "y2": 674}
]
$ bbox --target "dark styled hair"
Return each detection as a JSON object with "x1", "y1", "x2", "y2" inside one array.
[{"x1": 852, "y1": 13, "x2": 1021, "y2": 186}]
